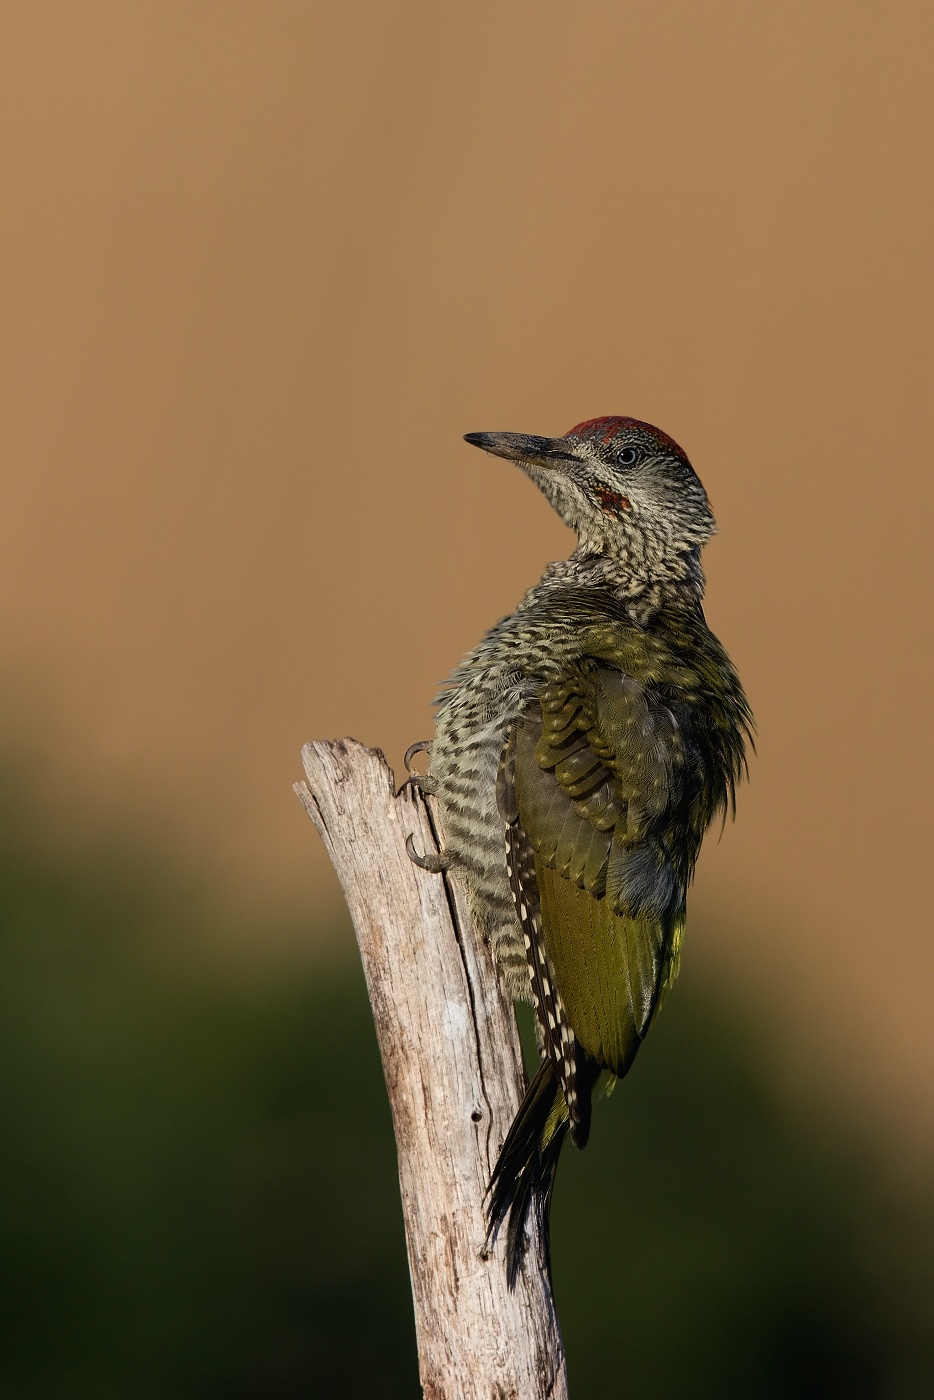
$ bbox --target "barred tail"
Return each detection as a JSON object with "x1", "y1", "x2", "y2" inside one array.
[{"x1": 486, "y1": 1058, "x2": 570, "y2": 1289}]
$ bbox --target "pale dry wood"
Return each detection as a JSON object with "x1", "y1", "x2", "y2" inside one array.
[{"x1": 295, "y1": 739, "x2": 568, "y2": 1400}]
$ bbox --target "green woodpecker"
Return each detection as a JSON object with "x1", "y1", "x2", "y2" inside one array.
[{"x1": 407, "y1": 417, "x2": 752, "y2": 1285}]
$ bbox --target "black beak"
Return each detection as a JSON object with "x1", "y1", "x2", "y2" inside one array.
[{"x1": 463, "y1": 432, "x2": 579, "y2": 465}]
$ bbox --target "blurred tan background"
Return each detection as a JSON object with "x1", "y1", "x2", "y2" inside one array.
[{"x1": 1, "y1": 1, "x2": 932, "y2": 1163}]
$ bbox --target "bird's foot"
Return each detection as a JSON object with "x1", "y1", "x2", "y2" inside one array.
[
  {"x1": 402, "y1": 741, "x2": 447, "y2": 869},
  {"x1": 402, "y1": 740, "x2": 435, "y2": 792},
  {"x1": 405, "y1": 832, "x2": 451, "y2": 873}
]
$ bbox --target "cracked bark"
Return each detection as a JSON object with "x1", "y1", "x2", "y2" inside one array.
[{"x1": 295, "y1": 740, "x2": 568, "y2": 1400}]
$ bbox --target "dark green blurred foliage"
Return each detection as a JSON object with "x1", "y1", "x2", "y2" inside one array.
[
  {"x1": 0, "y1": 790, "x2": 417, "y2": 1399},
  {"x1": 545, "y1": 1011, "x2": 934, "y2": 1399},
  {"x1": 0, "y1": 785, "x2": 931, "y2": 1398}
]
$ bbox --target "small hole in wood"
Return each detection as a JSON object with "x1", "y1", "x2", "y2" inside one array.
[{"x1": 470, "y1": 1109, "x2": 483, "y2": 1122}]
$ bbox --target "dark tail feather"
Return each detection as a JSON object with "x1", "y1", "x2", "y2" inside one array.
[{"x1": 486, "y1": 1059, "x2": 569, "y2": 1289}]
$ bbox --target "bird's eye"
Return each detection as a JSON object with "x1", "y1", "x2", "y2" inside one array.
[{"x1": 616, "y1": 446, "x2": 640, "y2": 467}]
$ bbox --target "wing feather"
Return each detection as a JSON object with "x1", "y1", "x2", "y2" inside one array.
[
  {"x1": 506, "y1": 661, "x2": 689, "y2": 1081},
  {"x1": 499, "y1": 721, "x2": 586, "y2": 1137}
]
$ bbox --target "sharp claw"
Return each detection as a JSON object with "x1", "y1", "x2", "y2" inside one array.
[
  {"x1": 405, "y1": 832, "x2": 446, "y2": 872},
  {"x1": 405, "y1": 831, "x2": 433, "y2": 869},
  {"x1": 404, "y1": 740, "x2": 431, "y2": 777}
]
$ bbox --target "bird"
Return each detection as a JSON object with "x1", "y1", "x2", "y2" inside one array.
[{"x1": 406, "y1": 416, "x2": 753, "y2": 1286}]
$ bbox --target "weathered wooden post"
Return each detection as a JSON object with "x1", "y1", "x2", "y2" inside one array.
[{"x1": 295, "y1": 738, "x2": 568, "y2": 1399}]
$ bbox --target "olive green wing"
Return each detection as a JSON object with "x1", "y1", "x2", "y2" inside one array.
[{"x1": 502, "y1": 664, "x2": 688, "y2": 1100}]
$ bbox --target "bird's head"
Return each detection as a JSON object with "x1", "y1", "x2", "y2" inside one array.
[{"x1": 465, "y1": 416, "x2": 716, "y2": 581}]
